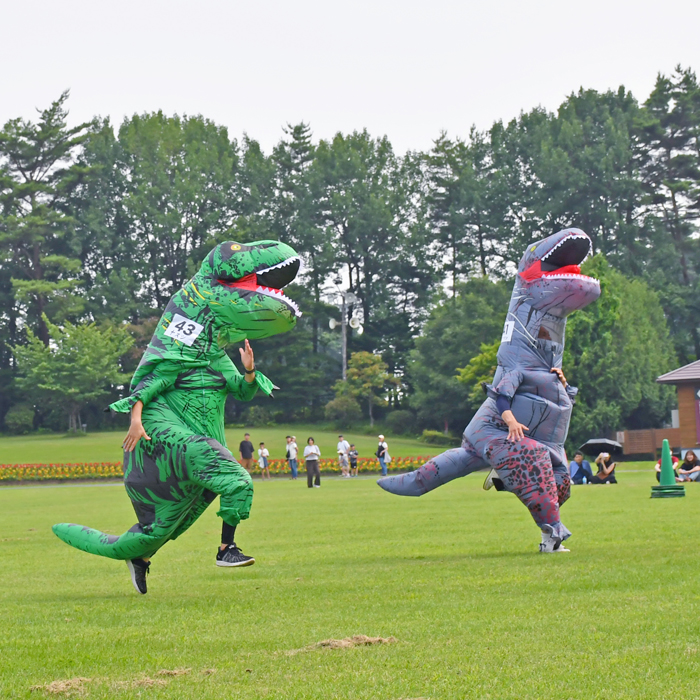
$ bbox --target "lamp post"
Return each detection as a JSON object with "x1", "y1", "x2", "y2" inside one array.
[{"x1": 329, "y1": 290, "x2": 361, "y2": 381}]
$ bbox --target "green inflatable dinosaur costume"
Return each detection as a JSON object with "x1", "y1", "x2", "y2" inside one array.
[{"x1": 52, "y1": 240, "x2": 301, "y2": 592}]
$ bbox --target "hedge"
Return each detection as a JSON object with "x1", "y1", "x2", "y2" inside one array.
[{"x1": 0, "y1": 456, "x2": 434, "y2": 483}]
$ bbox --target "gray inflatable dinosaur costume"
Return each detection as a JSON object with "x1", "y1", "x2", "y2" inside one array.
[{"x1": 378, "y1": 228, "x2": 600, "y2": 552}]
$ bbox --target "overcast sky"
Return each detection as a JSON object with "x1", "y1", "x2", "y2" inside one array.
[{"x1": 1, "y1": 0, "x2": 699, "y2": 154}]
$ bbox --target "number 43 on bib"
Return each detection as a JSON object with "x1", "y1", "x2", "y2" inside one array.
[{"x1": 164, "y1": 313, "x2": 204, "y2": 346}]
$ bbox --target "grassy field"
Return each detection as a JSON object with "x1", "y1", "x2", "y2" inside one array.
[
  {"x1": 2, "y1": 471, "x2": 699, "y2": 699},
  {"x1": 0, "y1": 425, "x2": 433, "y2": 464}
]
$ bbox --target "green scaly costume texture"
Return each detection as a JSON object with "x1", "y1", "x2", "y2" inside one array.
[{"x1": 52, "y1": 240, "x2": 301, "y2": 560}]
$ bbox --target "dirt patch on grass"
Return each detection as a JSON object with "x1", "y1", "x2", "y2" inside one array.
[
  {"x1": 30, "y1": 677, "x2": 91, "y2": 695},
  {"x1": 156, "y1": 668, "x2": 191, "y2": 676},
  {"x1": 288, "y1": 634, "x2": 397, "y2": 655},
  {"x1": 201, "y1": 668, "x2": 217, "y2": 676}
]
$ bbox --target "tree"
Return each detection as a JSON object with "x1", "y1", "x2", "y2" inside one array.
[
  {"x1": 0, "y1": 91, "x2": 93, "y2": 346},
  {"x1": 564, "y1": 256, "x2": 677, "y2": 449},
  {"x1": 12, "y1": 317, "x2": 133, "y2": 432},
  {"x1": 637, "y1": 67, "x2": 700, "y2": 363},
  {"x1": 455, "y1": 340, "x2": 500, "y2": 411},
  {"x1": 344, "y1": 351, "x2": 392, "y2": 426},
  {"x1": 408, "y1": 278, "x2": 510, "y2": 433}
]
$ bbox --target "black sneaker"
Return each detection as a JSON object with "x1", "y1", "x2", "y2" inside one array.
[
  {"x1": 126, "y1": 558, "x2": 150, "y2": 594},
  {"x1": 216, "y1": 544, "x2": 255, "y2": 568}
]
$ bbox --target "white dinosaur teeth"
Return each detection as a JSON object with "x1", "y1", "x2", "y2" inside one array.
[
  {"x1": 254, "y1": 285, "x2": 302, "y2": 317},
  {"x1": 257, "y1": 256, "x2": 301, "y2": 275}
]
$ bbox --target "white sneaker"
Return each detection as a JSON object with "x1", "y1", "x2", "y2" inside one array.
[
  {"x1": 483, "y1": 469, "x2": 498, "y2": 491},
  {"x1": 539, "y1": 532, "x2": 570, "y2": 553},
  {"x1": 313, "y1": 484, "x2": 321, "y2": 488}
]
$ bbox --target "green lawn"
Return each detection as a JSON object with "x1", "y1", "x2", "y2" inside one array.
[
  {"x1": 2, "y1": 472, "x2": 699, "y2": 699},
  {"x1": 0, "y1": 425, "x2": 433, "y2": 464}
]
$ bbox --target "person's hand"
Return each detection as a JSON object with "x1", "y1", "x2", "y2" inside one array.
[
  {"x1": 502, "y1": 410, "x2": 529, "y2": 442},
  {"x1": 240, "y1": 339, "x2": 255, "y2": 373},
  {"x1": 551, "y1": 367, "x2": 567, "y2": 387},
  {"x1": 122, "y1": 421, "x2": 150, "y2": 452}
]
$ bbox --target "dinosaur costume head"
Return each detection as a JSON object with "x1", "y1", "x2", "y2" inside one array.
[
  {"x1": 128, "y1": 239, "x2": 302, "y2": 390},
  {"x1": 196, "y1": 240, "x2": 302, "y2": 343},
  {"x1": 498, "y1": 228, "x2": 600, "y2": 366}
]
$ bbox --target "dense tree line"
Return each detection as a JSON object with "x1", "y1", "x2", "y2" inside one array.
[{"x1": 2, "y1": 67, "x2": 698, "y2": 443}]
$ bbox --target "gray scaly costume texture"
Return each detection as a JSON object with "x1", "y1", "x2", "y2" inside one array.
[{"x1": 378, "y1": 229, "x2": 601, "y2": 543}]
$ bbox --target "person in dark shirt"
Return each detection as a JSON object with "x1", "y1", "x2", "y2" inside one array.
[
  {"x1": 348, "y1": 444, "x2": 359, "y2": 477},
  {"x1": 589, "y1": 452, "x2": 617, "y2": 484},
  {"x1": 239, "y1": 432, "x2": 255, "y2": 473},
  {"x1": 678, "y1": 450, "x2": 700, "y2": 482}
]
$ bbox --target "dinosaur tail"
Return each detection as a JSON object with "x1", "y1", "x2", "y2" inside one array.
[
  {"x1": 377, "y1": 444, "x2": 487, "y2": 496},
  {"x1": 52, "y1": 523, "x2": 126, "y2": 560}
]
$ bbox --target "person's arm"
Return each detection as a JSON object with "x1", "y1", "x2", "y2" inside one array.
[
  {"x1": 110, "y1": 360, "x2": 180, "y2": 414},
  {"x1": 494, "y1": 393, "x2": 529, "y2": 443},
  {"x1": 122, "y1": 400, "x2": 151, "y2": 452}
]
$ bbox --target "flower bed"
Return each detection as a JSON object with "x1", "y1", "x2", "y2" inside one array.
[{"x1": 0, "y1": 456, "x2": 433, "y2": 482}]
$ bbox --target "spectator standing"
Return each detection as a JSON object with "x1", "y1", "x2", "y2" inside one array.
[
  {"x1": 654, "y1": 453, "x2": 679, "y2": 482},
  {"x1": 239, "y1": 432, "x2": 255, "y2": 473},
  {"x1": 678, "y1": 450, "x2": 700, "y2": 482},
  {"x1": 286, "y1": 435, "x2": 299, "y2": 480},
  {"x1": 337, "y1": 434, "x2": 351, "y2": 478},
  {"x1": 589, "y1": 452, "x2": 617, "y2": 484},
  {"x1": 349, "y1": 444, "x2": 359, "y2": 477},
  {"x1": 304, "y1": 437, "x2": 321, "y2": 488},
  {"x1": 258, "y1": 442, "x2": 270, "y2": 480},
  {"x1": 569, "y1": 451, "x2": 594, "y2": 485},
  {"x1": 376, "y1": 435, "x2": 389, "y2": 476}
]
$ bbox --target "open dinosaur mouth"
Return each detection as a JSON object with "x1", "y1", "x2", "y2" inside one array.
[
  {"x1": 521, "y1": 233, "x2": 599, "y2": 285},
  {"x1": 218, "y1": 256, "x2": 302, "y2": 317}
]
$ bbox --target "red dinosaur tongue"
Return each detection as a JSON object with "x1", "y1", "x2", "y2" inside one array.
[
  {"x1": 521, "y1": 261, "x2": 582, "y2": 282},
  {"x1": 546, "y1": 264, "x2": 581, "y2": 276}
]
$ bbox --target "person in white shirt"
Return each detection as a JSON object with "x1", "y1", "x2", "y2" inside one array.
[
  {"x1": 337, "y1": 434, "x2": 351, "y2": 478},
  {"x1": 258, "y1": 442, "x2": 271, "y2": 481},
  {"x1": 286, "y1": 435, "x2": 299, "y2": 480},
  {"x1": 377, "y1": 435, "x2": 390, "y2": 476},
  {"x1": 304, "y1": 437, "x2": 322, "y2": 488}
]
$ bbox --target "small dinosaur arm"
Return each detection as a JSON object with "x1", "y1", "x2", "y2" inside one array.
[
  {"x1": 378, "y1": 228, "x2": 601, "y2": 540},
  {"x1": 52, "y1": 240, "x2": 301, "y2": 559}
]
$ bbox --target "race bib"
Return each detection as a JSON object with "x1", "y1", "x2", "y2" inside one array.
[
  {"x1": 164, "y1": 313, "x2": 204, "y2": 346},
  {"x1": 501, "y1": 320, "x2": 515, "y2": 343}
]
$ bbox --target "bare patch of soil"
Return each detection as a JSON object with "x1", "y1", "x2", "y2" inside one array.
[
  {"x1": 30, "y1": 677, "x2": 91, "y2": 696},
  {"x1": 156, "y1": 668, "x2": 191, "y2": 676},
  {"x1": 288, "y1": 634, "x2": 397, "y2": 655}
]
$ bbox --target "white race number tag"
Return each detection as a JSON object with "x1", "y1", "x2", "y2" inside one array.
[
  {"x1": 501, "y1": 320, "x2": 515, "y2": 343},
  {"x1": 164, "y1": 314, "x2": 204, "y2": 346}
]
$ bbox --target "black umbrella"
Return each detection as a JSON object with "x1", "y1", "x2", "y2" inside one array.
[{"x1": 578, "y1": 438, "x2": 623, "y2": 456}]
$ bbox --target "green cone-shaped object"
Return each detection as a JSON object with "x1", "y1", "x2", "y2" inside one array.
[{"x1": 651, "y1": 438, "x2": 685, "y2": 498}]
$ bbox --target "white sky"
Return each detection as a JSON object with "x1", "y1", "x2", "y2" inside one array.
[{"x1": 1, "y1": 0, "x2": 699, "y2": 154}]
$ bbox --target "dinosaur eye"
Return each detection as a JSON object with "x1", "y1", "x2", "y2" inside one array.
[{"x1": 230, "y1": 244, "x2": 241, "y2": 251}]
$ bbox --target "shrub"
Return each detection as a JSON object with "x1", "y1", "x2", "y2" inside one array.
[
  {"x1": 245, "y1": 405, "x2": 273, "y2": 426},
  {"x1": 4, "y1": 403, "x2": 34, "y2": 434},
  {"x1": 386, "y1": 410, "x2": 416, "y2": 435},
  {"x1": 324, "y1": 396, "x2": 363, "y2": 427},
  {"x1": 420, "y1": 429, "x2": 461, "y2": 447}
]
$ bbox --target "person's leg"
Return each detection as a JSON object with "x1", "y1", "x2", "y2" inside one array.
[
  {"x1": 379, "y1": 457, "x2": 387, "y2": 476},
  {"x1": 551, "y1": 461, "x2": 571, "y2": 507},
  {"x1": 307, "y1": 460, "x2": 313, "y2": 488},
  {"x1": 485, "y1": 436, "x2": 571, "y2": 544},
  {"x1": 53, "y1": 400, "x2": 210, "y2": 562},
  {"x1": 314, "y1": 460, "x2": 321, "y2": 486},
  {"x1": 290, "y1": 459, "x2": 297, "y2": 479}
]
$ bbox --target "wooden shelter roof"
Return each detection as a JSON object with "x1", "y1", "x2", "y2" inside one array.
[{"x1": 657, "y1": 360, "x2": 700, "y2": 385}]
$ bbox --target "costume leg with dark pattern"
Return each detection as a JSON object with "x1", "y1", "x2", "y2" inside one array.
[{"x1": 53, "y1": 398, "x2": 253, "y2": 560}]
